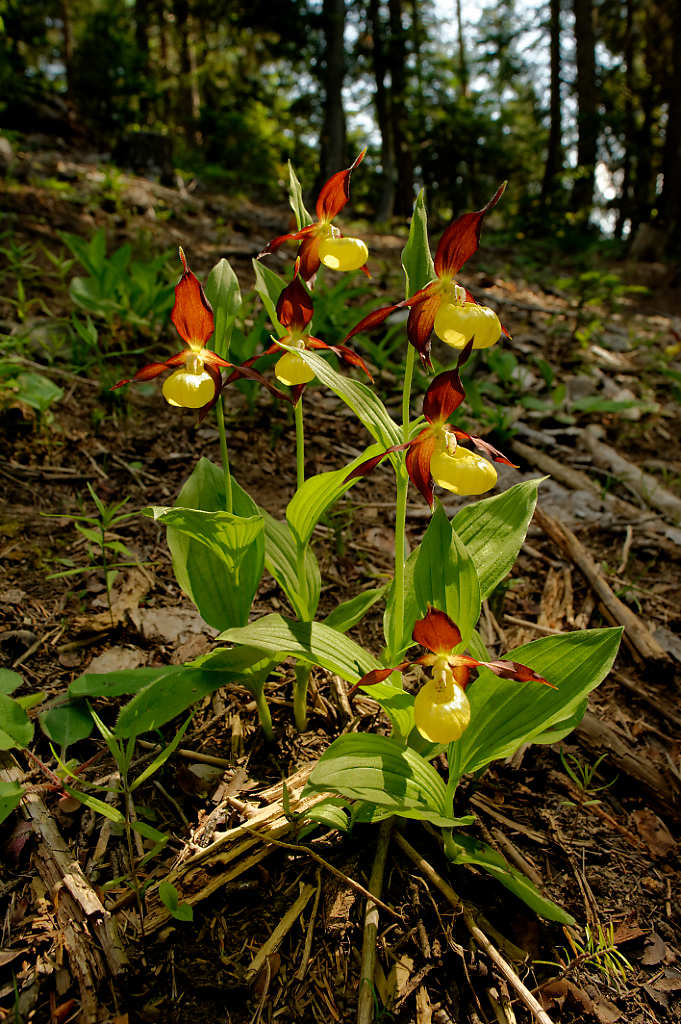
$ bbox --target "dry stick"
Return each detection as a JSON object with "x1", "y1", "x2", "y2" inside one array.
[
  {"x1": 295, "y1": 868, "x2": 322, "y2": 981},
  {"x1": 533, "y1": 505, "x2": 669, "y2": 664},
  {"x1": 357, "y1": 818, "x2": 393, "y2": 1024},
  {"x1": 394, "y1": 832, "x2": 555, "y2": 1024},
  {"x1": 583, "y1": 425, "x2": 681, "y2": 525},
  {"x1": 246, "y1": 882, "x2": 317, "y2": 981}
]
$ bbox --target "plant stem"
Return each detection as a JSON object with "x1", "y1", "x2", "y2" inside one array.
[
  {"x1": 293, "y1": 662, "x2": 310, "y2": 732},
  {"x1": 401, "y1": 344, "x2": 416, "y2": 443},
  {"x1": 215, "y1": 396, "x2": 233, "y2": 514},
  {"x1": 294, "y1": 398, "x2": 305, "y2": 490},
  {"x1": 390, "y1": 344, "x2": 417, "y2": 660},
  {"x1": 254, "y1": 687, "x2": 274, "y2": 742}
]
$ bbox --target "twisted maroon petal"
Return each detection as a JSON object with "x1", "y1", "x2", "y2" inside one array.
[
  {"x1": 447, "y1": 429, "x2": 517, "y2": 467},
  {"x1": 315, "y1": 149, "x2": 366, "y2": 222},
  {"x1": 276, "y1": 274, "x2": 314, "y2": 331},
  {"x1": 306, "y1": 336, "x2": 373, "y2": 381},
  {"x1": 258, "y1": 224, "x2": 316, "y2": 259},
  {"x1": 456, "y1": 655, "x2": 555, "y2": 688},
  {"x1": 434, "y1": 182, "x2": 506, "y2": 276},
  {"x1": 405, "y1": 428, "x2": 437, "y2": 506}
]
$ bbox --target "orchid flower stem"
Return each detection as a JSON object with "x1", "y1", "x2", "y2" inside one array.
[
  {"x1": 293, "y1": 662, "x2": 310, "y2": 733},
  {"x1": 254, "y1": 686, "x2": 274, "y2": 742},
  {"x1": 215, "y1": 396, "x2": 233, "y2": 514},
  {"x1": 294, "y1": 398, "x2": 305, "y2": 490}
]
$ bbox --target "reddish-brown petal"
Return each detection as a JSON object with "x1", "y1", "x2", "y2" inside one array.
[
  {"x1": 433, "y1": 182, "x2": 507, "y2": 276},
  {"x1": 258, "y1": 224, "x2": 316, "y2": 259},
  {"x1": 315, "y1": 149, "x2": 366, "y2": 222},
  {"x1": 413, "y1": 608, "x2": 462, "y2": 655},
  {"x1": 276, "y1": 275, "x2": 314, "y2": 330},
  {"x1": 456, "y1": 655, "x2": 555, "y2": 688},
  {"x1": 344, "y1": 302, "x2": 403, "y2": 344},
  {"x1": 423, "y1": 369, "x2": 466, "y2": 424},
  {"x1": 406, "y1": 284, "x2": 443, "y2": 368},
  {"x1": 345, "y1": 441, "x2": 411, "y2": 482},
  {"x1": 448, "y1": 429, "x2": 518, "y2": 467},
  {"x1": 347, "y1": 660, "x2": 409, "y2": 697},
  {"x1": 110, "y1": 362, "x2": 171, "y2": 389},
  {"x1": 306, "y1": 336, "x2": 373, "y2": 381},
  {"x1": 298, "y1": 232, "x2": 323, "y2": 281},
  {"x1": 405, "y1": 428, "x2": 437, "y2": 506},
  {"x1": 171, "y1": 253, "x2": 215, "y2": 347}
]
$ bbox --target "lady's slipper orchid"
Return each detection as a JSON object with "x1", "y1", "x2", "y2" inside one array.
[
  {"x1": 112, "y1": 249, "x2": 233, "y2": 412},
  {"x1": 352, "y1": 608, "x2": 554, "y2": 744},
  {"x1": 347, "y1": 343, "x2": 515, "y2": 506},
  {"x1": 259, "y1": 151, "x2": 369, "y2": 280},
  {"x1": 344, "y1": 183, "x2": 507, "y2": 368},
  {"x1": 231, "y1": 266, "x2": 372, "y2": 404}
]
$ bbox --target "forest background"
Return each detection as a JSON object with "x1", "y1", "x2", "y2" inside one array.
[{"x1": 2, "y1": 0, "x2": 680, "y2": 258}]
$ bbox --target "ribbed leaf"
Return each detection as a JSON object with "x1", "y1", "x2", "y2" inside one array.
[
  {"x1": 263, "y1": 511, "x2": 320, "y2": 620},
  {"x1": 450, "y1": 628, "x2": 622, "y2": 780},
  {"x1": 205, "y1": 258, "x2": 242, "y2": 359},
  {"x1": 39, "y1": 701, "x2": 93, "y2": 748},
  {"x1": 322, "y1": 585, "x2": 388, "y2": 634},
  {"x1": 219, "y1": 614, "x2": 380, "y2": 683},
  {"x1": 253, "y1": 260, "x2": 287, "y2": 336},
  {"x1": 0, "y1": 694, "x2": 34, "y2": 750},
  {"x1": 402, "y1": 190, "x2": 435, "y2": 296},
  {"x1": 451, "y1": 478, "x2": 544, "y2": 600},
  {"x1": 288, "y1": 161, "x2": 314, "y2": 229},
  {"x1": 304, "y1": 733, "x2": 459, "y2": 825}
]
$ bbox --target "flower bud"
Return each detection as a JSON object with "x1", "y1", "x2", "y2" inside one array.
[
  {"x1": 275, "y1": 351, "x2": 316, "y2": 387},
  {"x1": 430, "y1": 445, "x2": 497, "y2": 496},
  {"x1": 414, "y1": 674, "x2": 471, "y2": 743},
  {"x1": 162, "y1": 366, "x2": 215, "y2": 408},
  {"x1": 318, "y1": 236, "x2": 369, "y2": 272},
  {"x1": 433, "y1": 302, "x2": 501, "y2": 350}
]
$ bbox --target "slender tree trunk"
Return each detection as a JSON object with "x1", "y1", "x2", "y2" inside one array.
[
  {"x1": 319, "y1": 0, "x2": 347, "y2": 182},
  {"x1": 456, "y1": 0, "x2": 469, "y2": 96},
  {"x1": 388, "y1": 0, "x2": 413, "y2": 216},
  {"x1": 173, "y1": 0, "x2": 201, "y2": 142},
  {"x1": 571, "y1": 0, "x2": 598, "y2": 219},
  {"x1": 60, "y1": 0, "x2": 74, "y2": 111},
  {"x1": 369, "y1": 0, "x2": 396, "y2": 220},
  {"x1": 615, "y1": 0, "x2": 634, "y2": 238},
  {"x1": 540, "y1": 0, "x2": 563, "y2": 206},
  {"x1": 659, "y1": 0, "x2": 681, "y2": 253},
  {"x1": 135, "y1": 0, "x2": 151, "y2": 123}
]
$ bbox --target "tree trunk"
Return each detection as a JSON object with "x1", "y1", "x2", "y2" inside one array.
[
  {"x1": 368, "y1": 0, "x2": 396, "y2": 220},
  {"x1": 388, "y1": 0, "x2": 413, "y2": 216},
  {"x1": 540, "y1": 0, "x2": 563, "y2": 207},
  {"x1": 571, "y1": 0, "x2": 598, "y2": 219},
  {"x1": 173, "y1": 0, "x2": 201, "y2": 142},
  {"x1": 614, "y1": 0, "x2": 634, "y2": 238},
  {"x1": 319, "y1": 0, "x2": 347, "y2": 182},
  {"x1": 456, "y1": 0, "x2": 469, "y2": 96},
  {"x1": 659, "y1": 0, "x2": 681, "y2": 253}
]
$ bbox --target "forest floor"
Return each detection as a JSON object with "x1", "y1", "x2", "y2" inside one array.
[{"x1": 1, "y1": 139, "x2": 681, "y2": 1024}]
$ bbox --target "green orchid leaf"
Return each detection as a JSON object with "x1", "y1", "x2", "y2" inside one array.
[
  {"x1": 205, "y1": 258, "x2": 242, "y2": 360},
  {"x1": 452, "y1": 478, "x2": 544, "y2": 600},
  {"x1": 304, "y1": 733, "x2": 460, "y2": 826},
  {"x1": 159, "y1": 881, "x2": 194, "y2": 922},
  {"x1": 414, "y1": 502, "x2": 481, "y2": 648},
  {"x1": 155, "y1": 458, "x2": 265, "y2": 631},
  {"x1": 0, "y1": 694, "x2": 34, "y2": 750},
  {"x1": 449, "y1": 628, "x2": 622, "y2": 781},
  {"x1": 402, "y1": 190, "x2": 435, "y2": 296},
  {"x1": 444, "y1": 833, "x2": 575, "y2": 924},
  {"x1": 253, "y1": 259, "x2": 287, "y2": 337},
  {"x1": 0, "y1": 669, "x2": 23, "y2": 696},
  {"x1": 219, "y1": 614, "x2": 380, "y2": 683},
  {"x1": 363, "y1": 681, "x2": 415, "y2": 741},
  {"x1": 322, "y1": 584, "x2": 388, "y2": 634},
  {"x1": 286, "y1": 443, "x2": 382, "y2": 549},
  {"x1": 291, "y1": 349, "x2": 402, "y2": 452},
  {"x1": 263, "y1": 511, "x2": 321, "y2": 621},
  {"x1": 288, "y1": 161, "x2": 314, "y2": 229},
  {"x1": 0, "y1": 781, "x2": 23, "y2": 825},
  {"x1": 39, "y1": 700, "x2": 94, "y2": 748},
  {"x1": 70, "y1": 667, "x2": 173, "y2": 699}
]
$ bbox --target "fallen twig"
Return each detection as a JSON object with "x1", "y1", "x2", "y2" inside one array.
[{"x1": 357, "y1": 818, "x2": 393, "y2": 1024}]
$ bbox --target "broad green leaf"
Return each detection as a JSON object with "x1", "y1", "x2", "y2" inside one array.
[
  {"x1": 114, "y1": 648, "x2": 273, "y2": 737},
  {"x1": 452, "y1": 478, "x2": 544, "y2": 600},
  {"x1": 205, "y1": 258, "x2": 242, "y2": 359},
  {"x1": 0, "y1": 670, "x2": 22, "y2": 696},
  {"x1": 322, "y1": 585, "x2": 388, "y2": 634},
  {"x1": 451, "y1": 628, "x2": 622, "y2": 780},
  {"x1": 13, "y1": 373, "x2": 63, "y2": 413},
  {"x1": 402, "y1": 190, "x2": 435, "y2": 296},
  {"x1": 0, "y1": 694, "x2": 34, "y2": 750},
  {"x1": 263, "y1": 511, "x2": 320, "y2": 620},
  {"x1": 0, "y1": 781, "x2": 23, "y2": 824},
  {"x1": 39, "y1": 701, "x2": 93, "y2": 748},
  {"x1": 70, "y1": 667, "x2": 173, "y2": 699},
  {"x1": 159, "y1": 881, "x2": 194, "y2": 922},
  {"x1": 130, "y1": 713, "x2": 194, "y2": 791},
  {"x1": 159, "y1": 459, "x2": 265, "y2": 631},
  {"x1": 286, "y1": 444, "x2": 381, "y2": 548},
  {"x1": 304, "y1": 733, "x2": 458, "y2": 825},
  {"x1": 291, "y1": 349, "x2": 402, "y2": 452},
  {"x1": 364, "y1": 681, "x2": 415, "y2": 741},
  {"x1": 444, "y1": 833, "x2": 575, "y2": 924},
  {"x1": 531, "y1": 698, "x2": 589, "y2": 745},
  {"x1": 253, "y1": 259, "x2": 287, "y2": 336},
  {"x1": 302, "y1": 799, "x2": 352, "y2": 833},
  {"x1": 219, "y1": 614, "x2": 380, "y2": 683},
  {"x1": 414, "y1": 503, "x2": 481, "y2": 647},
  {"x1": 288, "y1": 161, "x2": 314, "y2": 229}
]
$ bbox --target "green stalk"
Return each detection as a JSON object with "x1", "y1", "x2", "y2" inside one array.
[
  {"x1": 254, "y1": 686, "x2": 274, "y2": 742},
  {"x1": 294, "y1": 397, "x2": 305, "y2": 490},
  {"x1": 293, "y1": 662, "x2": 310, "y2": 732},
  {"x1": 215, "y1": 396, "x2": 233, "y2": 514}
]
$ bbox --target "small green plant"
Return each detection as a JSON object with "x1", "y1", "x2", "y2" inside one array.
[
  {"x1": 537, "y1": 921, "x2": 632, "y2": 986},
  {"x1": 46, "y1": 482, "x2": 140, "y2": 608},
  {"x1": 559, "y1": 749, "x2": 617, "y2": 809},
  {"x1": 0, "y1": 361, "x2": 64, "y2": 417}
]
